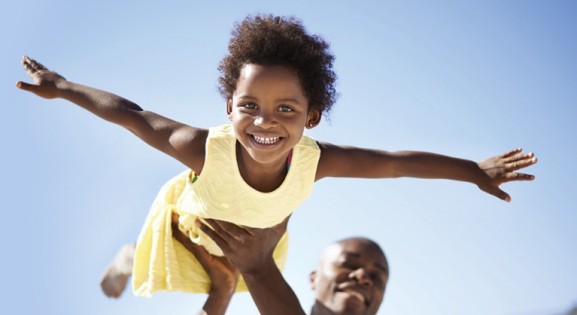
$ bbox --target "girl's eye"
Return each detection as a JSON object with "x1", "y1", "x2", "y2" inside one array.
[
  {"x1": 279, "y1": 105, "x2": 294, "y2": 112},
  {"x1": 243, "y1": 103, "x2": 257, "y2": 109}
]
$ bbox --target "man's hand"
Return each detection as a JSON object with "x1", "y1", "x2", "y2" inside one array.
[
  {"x1": 171, "y1": 214, "x2": 239, "y2": 293},
  {"x1": 196, "y1": 216, "x2": 289, "y2": 274}
]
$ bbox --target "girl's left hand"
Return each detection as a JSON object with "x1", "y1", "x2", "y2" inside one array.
[
  {"x1": 477, "y1": 148, "x2": 538, "y2": 202},
  {"x1": 17, "y1": 55, "x2": 67, "y2": 99}
]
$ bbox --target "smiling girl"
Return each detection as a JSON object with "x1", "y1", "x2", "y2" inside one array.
[{"x1": 17, "y1": 14, "x2": 536, "y2": 298}]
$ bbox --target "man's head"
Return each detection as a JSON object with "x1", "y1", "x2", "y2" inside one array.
[{"x1": 310, "y1": 237, "x2": 389, "y2": 315}]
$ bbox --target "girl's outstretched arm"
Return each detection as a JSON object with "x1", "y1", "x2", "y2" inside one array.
[
  {"x1": 316, "y1": 143, "x2": 537, "y2": 202},
  {"x1": 16, "y1": 56, "x2": 206, "y2": 171}
]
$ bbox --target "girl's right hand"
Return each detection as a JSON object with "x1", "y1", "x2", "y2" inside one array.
[
  {"x1": 17, "y1": 55, "x2": 66, "y2": 99},
  {"x1": 477, "y1": 148, "x2": 537, "y2": 202}
]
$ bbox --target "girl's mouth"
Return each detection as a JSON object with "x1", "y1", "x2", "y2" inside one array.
[{"x1": 251, "y1": 134, "x2": 280, "y2": 145}]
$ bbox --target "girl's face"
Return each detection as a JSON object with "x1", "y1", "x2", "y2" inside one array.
[{"x1": 227, "y1": 64, "x2": 320, "y2": 168}]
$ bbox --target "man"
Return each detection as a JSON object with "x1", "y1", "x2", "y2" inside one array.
[
  {"x1": 198, "y1": 218, "x2": 389, "y2": 315},
  {"x1": 101, "y1": 216, "x2": 389, "y2": 315}
]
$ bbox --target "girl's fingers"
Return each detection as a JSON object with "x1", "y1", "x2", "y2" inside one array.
[
  {"x1": 503, "y1": 152, "x2": 537, "y2": 163},
  {"x1": 16, "y1": 81, "x2": 37, "y2": 93},
  {"x1": 504, "y1": 172, "x2": 535, "y2": 182},
  {"x1": 504, "y1": 152, "x2": 534, "y2": 163},
  {"x1": 31, "y1": 59, "x2": 47, "y2": 70},
  {"x1": 492, "y1": 187, "x2": 510, "y2": 202},
  {"x1": 479, "y1": 184, "x2": 510, "y2": 202},
  {"x1": 502, "y1": 148, "x2": 523, "y2": 159},
  {"x1": 22, "y1": 55, "x2": 48, "y2": 74},
  {"x1": 506, "y1": 157, "x2": 538, "y2": 171},
  {"x1": 22, "y1": 60, "x2": 37, "y2": 75}
]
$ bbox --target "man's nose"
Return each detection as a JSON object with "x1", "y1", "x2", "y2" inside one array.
[{"x1": 350, "y1": 268, "x2": 372, "y2": 286}]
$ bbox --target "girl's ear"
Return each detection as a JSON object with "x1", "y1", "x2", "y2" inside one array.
[
  {"x1": 306, "y1": 110, "x2": 322, "y2": 129},
  {"x1": 226, "y1": 99, "x2": 233, "y2": 120},
  {"x1": 309, "y1": 270, "x2": 317, "y2": 289}
]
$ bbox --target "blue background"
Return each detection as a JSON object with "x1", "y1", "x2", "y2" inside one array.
[{"x1": 1, "y1": 1, "x2": 575, "y2": 314}]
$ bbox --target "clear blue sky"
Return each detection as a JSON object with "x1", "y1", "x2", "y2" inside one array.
[{"x1": 2, "y1": 1, "x2": 576, "y2": 314}]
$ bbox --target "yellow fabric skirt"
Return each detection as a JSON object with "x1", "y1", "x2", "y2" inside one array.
[{"x1": 132, "y1": 172, "x2": 289, "y2": 296}]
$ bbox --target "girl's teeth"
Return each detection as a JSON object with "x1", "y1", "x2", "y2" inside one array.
[{"x1": 253, "y1": 135, "x2": 279, "y2": 144}]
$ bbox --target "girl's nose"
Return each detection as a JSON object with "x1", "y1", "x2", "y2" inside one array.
[{"x1": 254, "y1": 112, "x2": 277, "y2": 128}]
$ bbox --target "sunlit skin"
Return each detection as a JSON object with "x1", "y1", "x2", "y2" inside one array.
[
  {"x1": 15, "y1": 10, "x2": 542, "y2": 313},
  {"x1": 310, "y1": 238, "x2": 388, "y2": 315},
  {"x1": 17, "y1": 55, "x2": 538, "y2": 202},
  {"x1": 227, "y1": 64, "x2": 320, "y2": 192},
  {"x1": 194, "y1": 218, "x2": 388, "y2": 315},
  {"x1": 17, "y1": 55, "x2": 538, "y2": 308}
]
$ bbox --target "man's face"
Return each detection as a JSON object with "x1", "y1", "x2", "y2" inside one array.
[{"x1": 311, "y1": 238, "x2": 388, "y2": 315}]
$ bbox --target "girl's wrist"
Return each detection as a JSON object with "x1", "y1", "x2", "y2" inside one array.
[{"x1": 55, "y1": 79, "x2": 74, "y2": 99}]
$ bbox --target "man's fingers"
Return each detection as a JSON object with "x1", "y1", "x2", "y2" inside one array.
[
  {"x1": 183, "y1": 238, "x2": 216, "y2": 269},
  {"x1": 198, "y1": 220, "x2": 231, "y2": 251},
  {"x1": 274, "y1": 215, "x2": 290, "y2": 233},
  {"x1": 205, "y1": 218, "x2": 251, "y2": 237}
]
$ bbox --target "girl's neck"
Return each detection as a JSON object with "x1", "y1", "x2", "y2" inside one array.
[{"x1": 236, "y1": 144, "x2": 291, "y2": 193}]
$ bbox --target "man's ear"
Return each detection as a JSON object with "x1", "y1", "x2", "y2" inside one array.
[
  {"x1": 226, "y1": 99, "x2": 233, "y2": 120},
  {"x1": 309, "y1": 270, "x2": 317, "y2": 289},
  {"x1": 306, "y1": 110, "x2": 321, "y2": 129}
]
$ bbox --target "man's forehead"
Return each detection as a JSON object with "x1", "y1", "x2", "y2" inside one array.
[{"x1": 323, "y1": 239, "x2": 388, "y2": 270}]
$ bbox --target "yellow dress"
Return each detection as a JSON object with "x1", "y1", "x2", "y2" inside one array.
[{"x1": 132, "y1": 124, "x2": 320, "y2": 296}]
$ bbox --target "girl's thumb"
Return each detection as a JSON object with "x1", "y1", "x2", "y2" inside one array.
[
  {"x1": 480, "y1": 185, "x2": 511, "y2": 202},
  {"x1": 16, "y1": 81, "x2": 36, "y2": 92},
  {"x1": 493, "y1": 188, "x2": 511, "y2": 202}
]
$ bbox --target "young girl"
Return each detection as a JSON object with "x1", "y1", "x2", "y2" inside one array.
[{"x1": 17, "y1": 15, "x2": 537, "y2": 298}]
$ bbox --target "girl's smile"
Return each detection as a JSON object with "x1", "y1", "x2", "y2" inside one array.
[
  {"x1": 250, "y1": 134, "x2": 280, "y2": 145},
  {"x1": 228, "y1": 64, "x2": 320, "y2": 168}
]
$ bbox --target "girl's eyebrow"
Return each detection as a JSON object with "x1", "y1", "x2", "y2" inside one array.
[
  {"x1": 277, "y1": 97, "x2": 305, "y2": 105},
  {"x1": 235, "y1": 94, "x2": 258, "y2": 100},
  {"x1": 236, "y1": 95, "x2": 305, "y2": 106}
]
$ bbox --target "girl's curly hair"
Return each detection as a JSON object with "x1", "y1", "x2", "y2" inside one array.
[{"x1": 218, "y1": 14, "x2": 337, "y2": 117}]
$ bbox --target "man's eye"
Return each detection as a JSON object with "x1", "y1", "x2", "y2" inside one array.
[
  {"x1": 370, "y1": 272, "x2": 383, "y2": 281},
  {"x1": 278, "y1": 105, "x2": 294, "y2": 112},
  {"x1": 341, "y1": 262, "x2": 358, "y2": 270}
]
